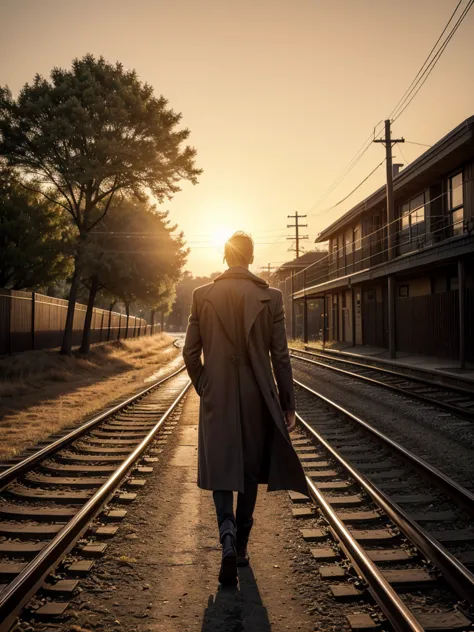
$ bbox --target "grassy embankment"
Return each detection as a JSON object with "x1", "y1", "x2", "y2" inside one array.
[{"x1": 0, "y1": 334, "x2": 180, "y2": 460}]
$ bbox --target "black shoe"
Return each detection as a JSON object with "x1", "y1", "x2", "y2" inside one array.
[
  {"x1": 236, "y1": 544, "x2": 249, "y2": 567},
  {"x1": 236, "y1": 517, "x2": 253, "y2": 567},
  {"x1": 218, "y1": 518, "x2": 237, "y2": 586}
]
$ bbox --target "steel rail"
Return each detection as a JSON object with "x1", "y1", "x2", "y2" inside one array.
[
  {"x1": 0, "y1": 375, "x2": 192, "y2": 632},
  {"x1": 304, "y1": 346, "x2": 474, "y2": 395},
  {"x1": 0, "y1": 365, "x2": 187, "y2": 491},
  {"x1": 289, "y1": 347, "x2": 474, "y2": 421},
  {"x1": 305, "y1": 476, "x2": 424, "y2": 632},
  {"x1": 296, "y1": 346, "x2": 474, "y2": 396},
  {"x1": 295, "y1": 389, "x2": 474, "y2": 606},
  {"x1": 293, "y1": 377, "x2": 474, "y2": 516}
]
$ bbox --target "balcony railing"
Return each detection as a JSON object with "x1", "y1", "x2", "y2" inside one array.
[{"x1": 289, "y1": 214, "x2": 473, "y2": 295}]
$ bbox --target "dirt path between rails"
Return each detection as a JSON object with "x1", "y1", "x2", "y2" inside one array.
[{"x1": 62, "y1": 391, "x2": 321, "y2": 632}]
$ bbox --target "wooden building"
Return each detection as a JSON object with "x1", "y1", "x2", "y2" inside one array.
[{"x1": 291, "y1": 116, "x2": 474, "y2": 366}]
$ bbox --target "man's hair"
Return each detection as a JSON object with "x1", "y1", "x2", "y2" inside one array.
[{"x1": 224, "y1": 231, "x2": 254, "y2": 267}]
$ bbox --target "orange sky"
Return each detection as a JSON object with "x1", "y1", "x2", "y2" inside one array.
[{"x1": 1, "y1": 0, "x2": 473, "y2": 276}]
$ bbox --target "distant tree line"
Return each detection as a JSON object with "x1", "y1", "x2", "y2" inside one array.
[{"x1": 0, "y1": 55, "x2": 201, "y2": 354}]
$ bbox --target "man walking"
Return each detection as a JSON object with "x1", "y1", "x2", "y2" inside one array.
[{"x1": 183, "y1": 231, "x2": 307, "y2": 586}]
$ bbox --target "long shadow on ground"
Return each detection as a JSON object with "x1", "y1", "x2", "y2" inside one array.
[{"x1": 201, "y1": 567, "x2": 271, "y2": 632}]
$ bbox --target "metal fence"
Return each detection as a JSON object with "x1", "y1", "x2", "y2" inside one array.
[{"x1": 0, "y1": 289, "x2": 160, "y2": 356}]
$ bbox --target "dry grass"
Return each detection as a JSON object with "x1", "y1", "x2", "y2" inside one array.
[
  {"x1": 0, "y1": 334, "x2": 181, "y2": 460},
  {"x1": 287, "y1": 338, "x2": 306, "y2": 350}
]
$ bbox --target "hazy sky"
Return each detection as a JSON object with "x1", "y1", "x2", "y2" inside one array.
[{"x1": 1, "y1": 0, "x2": 473, "y2": 276}]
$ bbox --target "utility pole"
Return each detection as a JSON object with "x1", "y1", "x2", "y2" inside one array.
[
  {"x1": 287, "y1": 212, "x2": 308, "y2": 259},
  {"x1": 260, "y1": 263, "x2": 278, "y2": 276},
  {"x1": 373, "y1": 120, "x2": 404, "y2": 260},
  {"x1": 374, "y1": 119, "x2": 404, "y2": 361},
  {"x1": 259, "y1": 263, "x2": 278, "y2": 283}
]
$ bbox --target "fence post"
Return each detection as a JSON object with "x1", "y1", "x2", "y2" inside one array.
[
  {"x1": 31, "y1": 291, "x2": 36, "y2": 351},
  {"x1": 100, "y1": 311, "x2": 105, "y2": 342},
  {"x1": 107, "y1": 304, "x2": 113, "y2": 342},
  {"x1": 150, "y1": 310, "x2": 155, "y2": 336},
  {"x1": 117, "y1": 314, "x2": 121, "y2": 341}
]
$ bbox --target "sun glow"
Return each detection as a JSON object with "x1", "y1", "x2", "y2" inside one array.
[{"x1": 211, "y1": 227, "x2": 234, "y2": 250}]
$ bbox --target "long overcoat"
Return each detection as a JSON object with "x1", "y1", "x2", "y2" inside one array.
[{"x1": 183, "y1": 266, "x2": 308, "y2": 496}]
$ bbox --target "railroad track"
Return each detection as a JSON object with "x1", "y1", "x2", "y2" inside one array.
[
  {"x1": 289, "y1": 347, "x2": 474, "y2": 422},
  {"x1": 292, "y1": 378, "x2": 474, "y2": 631},
  {"x1": 0, "y1": 364, "x2": 190, "y2": 631}
]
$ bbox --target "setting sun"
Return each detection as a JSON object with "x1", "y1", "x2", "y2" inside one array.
[{"x1": 212, "y1": 227, "x2": 234, "y2": 250}]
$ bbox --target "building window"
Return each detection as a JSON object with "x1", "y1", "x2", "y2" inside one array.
[
  {"x1": 345, "y1": 229, "x2": 353, "y2": 255},
  {"x1": 399, "y1": 191, "x2": 427, "y2": 242},
  {"x1": 448, "y1": 172, "x2": 463, "y2": 236},
  {"x1": 337, "y1": 234, "x2": 344, "y2": 259},
  {"x1": 354, "y1": 225, "x2": 361, "y2": 251},
  {"x1": 330, "y1": 239, "x2": 338, "y2": 264},
  {"x1": 398, "y1": 284, "x2": 409, "y2": 298}
]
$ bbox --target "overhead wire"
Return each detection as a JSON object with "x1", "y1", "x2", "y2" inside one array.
[
  {"x1": 307, "y1": 120, "x2": 385, "y2": 215},
  {"x1": 388, "y1": 0, "x2": 464, "y2": 120},
  {"x1": 313, "y1": 159, "x2": 386, "y2": 217},
  {"x1": 305, "y1": 1, "x2": 471, "y2": 223},
  {"x1": 396, "y1": 144, "x2": 409, "y2": 167},
  {"x1": 404, "y1": 140, "x2": 432, "y2": 148},
  {"x1": 390, "y1": 0, "x2": 474, "y2": 122}
]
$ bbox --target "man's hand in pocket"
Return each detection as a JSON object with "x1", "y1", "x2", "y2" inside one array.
[{"x1": 284, "y1": 410, "x2": 296, "y2": 432}]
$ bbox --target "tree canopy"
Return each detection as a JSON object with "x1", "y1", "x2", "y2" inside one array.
[
  {"x1": 0, "y1": 54, "x2": 201, "y2": 232},
  {"x1": 0, "y1": 168, "x2": 72, "y2": 290},
  {"x1": 0, "y1": 54, "x2": 201, "y2": 353}
]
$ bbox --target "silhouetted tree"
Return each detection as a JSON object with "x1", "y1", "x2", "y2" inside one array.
[
  {"x1": 79, "y1": 197, "x2": 188, "y2": 354},
  {"x1": 0, "y1": 54, "x2": 201, "y2": 354},
  {"x1": 0, "y1": 168, "x2": 72, "y2": 289}
]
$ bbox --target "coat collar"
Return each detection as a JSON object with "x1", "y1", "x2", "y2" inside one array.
[
  {"x1": 204, "y1": 267, "x2": 270, "y2": 346},
  {"x1": 213, "y1": 266, "x2": 269, "y2": 288}
]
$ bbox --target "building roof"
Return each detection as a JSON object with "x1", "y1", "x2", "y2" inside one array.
[
  {"x1": 278, "y1": 250, "x2": 327, "y2": 270},
  {"x1": 315, "y1": 115, "x2": 474, "y2": 243}
]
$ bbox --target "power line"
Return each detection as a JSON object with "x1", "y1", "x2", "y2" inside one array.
[
  {"x1": 404, "y1": 140, "x2": 432, "y2": 148},
  {"x1": 307, "y1": 121, "x2": 384, "y2": 214},
  {"x1": 312, "y1": 159, "x2": 386, "y2": 217},
  {"x1": 397, "y1": 143, "x2": 409, "y2": 167},
  {"x1": 388, "y1": 0, "x2": 464, "y2": 120},
  {"x1": 305, "y1": 1, "x2": 472, "y2": 219},
  {"x1": 391, "y1": 0, "x2": 474, "y2": 122}
]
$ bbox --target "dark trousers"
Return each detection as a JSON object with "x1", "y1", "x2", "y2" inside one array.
[{"x1": 213, "y1": 483, "x2": 258, "y2": 544}]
